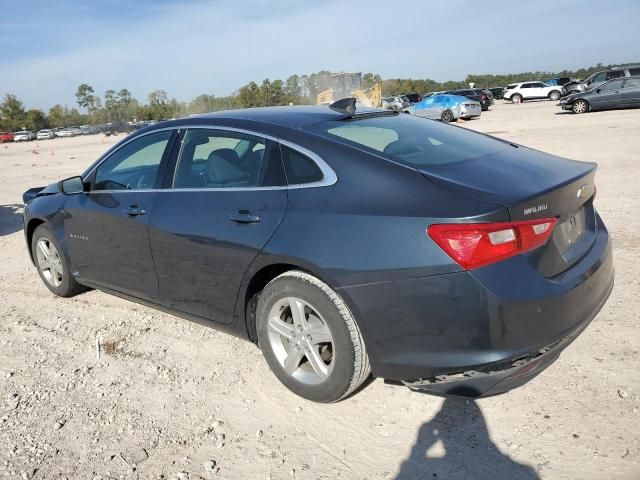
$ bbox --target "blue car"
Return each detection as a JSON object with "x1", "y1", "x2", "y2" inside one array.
[
  {"x1": 404, "y1": 94, "x2": 481, "y2": 122},
  {"x1": 23, "y1": 101, "x2": 613, "y2": 402}
]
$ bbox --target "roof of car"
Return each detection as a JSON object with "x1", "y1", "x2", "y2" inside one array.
[
  {"x1": 611, "y1": 65, "x2": 640, "y2": 70},
  {"x1": 191, "y1": 105, "x2": 362, "y2": 128}
]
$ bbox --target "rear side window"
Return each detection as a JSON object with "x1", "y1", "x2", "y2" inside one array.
[
  {"x1": 309, "y1": 115, "x2": 508, "y2": 168},
  {"x1": 607, "y1": 70, "x2": 624, "y2": 79},
  {"x1": 173, "y1": 129, "x2": 285, "y2": 188},
  {"x1": 629, "y1": 68, "x2": 640, "y2": 76},
  {"x1": 280, "y1": 145, "x2": 323, "y2": 185}
]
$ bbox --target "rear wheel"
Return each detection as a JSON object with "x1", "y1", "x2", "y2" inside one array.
[
  {"x1": 256, "y1": 271, "x2": 370, "y2": 402},
  {"x1": 511, "y1": 94, "x2": 523, "y2": 104},
  {"x1": 31, "y1": 225, "x2": 85, "y2": 298},
  {"x1": 549, "y1": 90, "x2": 561, "y2": 101},
  {"x1": 441, "y1": 109, "x2": 454, "y2": 122},
  {"x1": 572, "y1": 100, "x2": 589, "y2": 114}
]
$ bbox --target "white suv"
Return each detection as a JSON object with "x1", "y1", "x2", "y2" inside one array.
[{"x1": 503, "y1": 81, "x2": 563, "y2": 103}]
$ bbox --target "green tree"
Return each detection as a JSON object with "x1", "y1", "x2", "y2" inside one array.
[
  {"x1": 104, "y1": 89, "x2": 118, "y2": 121},
  {"x1": 48, "y1": 104, "x2": 65, "y2": 128},
  {"x1": 237, "y1": 81, "x2": 260, "y2": 108},
  {"x1": 147, "y1": 90, "x2": 171, "y2": 119},
  {"x1": 75, "y1": 84, "x2": 97, "y2": 114},
  {"x1": 0, "y1": 94, "x2": 26, "y2": 131},
  {"x1": 24, "y1": 109, "x2": 48, "y2": 131}
]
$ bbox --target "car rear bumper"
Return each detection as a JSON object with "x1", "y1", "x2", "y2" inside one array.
[{"x1": 338, "y1": 212, "x2": 614, "y2": 395}]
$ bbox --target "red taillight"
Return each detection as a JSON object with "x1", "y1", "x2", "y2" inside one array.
[{"x1": 427, "y1": 218, "x2": 557, "y2": 270}]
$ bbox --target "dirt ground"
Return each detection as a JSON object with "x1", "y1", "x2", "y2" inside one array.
[{"x1": 1, "y1": 101, "x2": 638, "y2": 480}]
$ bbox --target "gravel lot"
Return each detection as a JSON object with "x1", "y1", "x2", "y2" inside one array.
[{"x1": 1, "y1": 101, "x2": 639, "y2": 480}]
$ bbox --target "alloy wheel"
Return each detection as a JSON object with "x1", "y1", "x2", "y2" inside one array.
[
  {"x1": 35, "y1": 238, "x2": 63, "y2": 288},
  {"x1": 267, "y1": 297, "x2": 335, "y2": 385}
]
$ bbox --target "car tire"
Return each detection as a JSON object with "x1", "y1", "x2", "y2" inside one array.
[
  {"x1": 31, "y1": 225, "x2": 85, "y2": 298},
  {"x1": 511, "y1": 94, "x2": 523, "y2": 104},
  {"x1": 549, "y1": 90, "x2": 561, "y2": 101},
  {"x1": 256, "y1": 270, "x2": 371, "y2": 403},
  {"x1": 572, "y1": 100, "x2": 589, "y2": 114},
  {"x1": 441, "y1": 109, "x2": 454, "y2": 122}
]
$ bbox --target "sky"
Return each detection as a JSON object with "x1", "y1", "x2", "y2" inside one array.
[{"x1": 1, "y1": 0, "x2": 639, "y2": 111}]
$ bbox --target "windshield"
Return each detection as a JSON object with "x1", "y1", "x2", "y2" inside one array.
[{"x1": 307, "y1": 114, "x2": 509, "y2": 167}]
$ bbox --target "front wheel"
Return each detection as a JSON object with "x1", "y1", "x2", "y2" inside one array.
[
  {"x1": 511, "y1": 94, "x2": 523, "y2": 104},
  {"x1": 256, "y1": 271, "x2": 370, "y2": 402},
  {"x1": 572, "y1": 100, "x2": 589, "y2": 114},
  {"x1": 441, "y1": 109, "x2": 454, "y2": 122},
  {"x1": 549, "y1": 90, "x2": 561, "y2": 101},
  {"x1": 31, "y1": 225, "x2": 85, "y2": 297}
]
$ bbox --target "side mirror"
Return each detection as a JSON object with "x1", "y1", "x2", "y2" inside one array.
[
  {"x1": 59, "y1": 176, "x2": 85, "y2": 195},
  {"x1": 595, "y1": 88, "x2": 601, "y2": 94}
]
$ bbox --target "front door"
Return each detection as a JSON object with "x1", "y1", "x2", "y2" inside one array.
[
  {"x1": 148, "y1": 128, "x2": 288, "y2": 323},
  {"x1": 65, "y1": 130, "x2": 175, "y2": 298},
  {"x1": 591, "y1": 78, "x2": 624, "y2": 109}
]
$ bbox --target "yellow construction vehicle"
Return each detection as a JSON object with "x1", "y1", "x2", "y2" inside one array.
[{"x1": 316, "y1": 72, "x2": 382, "y2": 108}]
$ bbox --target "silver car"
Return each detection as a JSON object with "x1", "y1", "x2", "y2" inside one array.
[
  {"x1": 403, "y1": 94, "x2": 481, "y2": 122},
  {"x1": 381, "y1": 96, "x2": 409, "y2": 112}
]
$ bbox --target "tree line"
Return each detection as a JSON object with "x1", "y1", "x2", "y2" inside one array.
[{"x1": 1, "y1": 62, "x2": 636, "y2": 132}]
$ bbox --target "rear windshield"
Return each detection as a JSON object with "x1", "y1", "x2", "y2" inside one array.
[{"x1": 307, "y1": 114, "x2": 509, "y2": 167}]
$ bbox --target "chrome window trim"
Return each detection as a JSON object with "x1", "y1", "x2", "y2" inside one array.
[{"x1": 84, "y1": 124, "x2": 337, "y2": 192}]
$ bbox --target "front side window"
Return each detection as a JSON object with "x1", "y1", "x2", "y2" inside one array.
[
  {"x1": 590, "y1": 72, "x2": 607, "y2": 83},
  {"x1": 93, "y1": 130, "x2": 172, "y2": 191},
  {"x1": 601, "y1": 79, "x2": 624, "y2": 91},
  {"x1": 173, "y1": 129, "x2": 285, "y2": 188},
  {"x1": 607, "y1": 70, "x2": 624, "y2": 80}
]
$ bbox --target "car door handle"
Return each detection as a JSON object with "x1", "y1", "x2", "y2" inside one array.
[
  {"x1": 228, "y1": 210, "x2": 261, "y2": 224},
  {"x1": 123, "y1": 206, "x2": 147, "y2": 216}
]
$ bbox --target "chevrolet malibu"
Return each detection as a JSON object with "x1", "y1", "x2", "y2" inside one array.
[{"x1": 22, "y1": 101, "x2": 614, "y2": 402}]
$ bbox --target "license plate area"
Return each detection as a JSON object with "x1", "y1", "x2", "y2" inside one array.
[{"x1": 556, "y1": 208, "x2": 586, "y2": 253}]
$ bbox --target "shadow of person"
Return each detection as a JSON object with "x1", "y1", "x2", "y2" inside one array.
[
  {"x1": 0, "y1": 204, "x2": 23, "y2": 236},
  {"x1": 396, "y1": 397, "x2": 540, "y2": 480}
]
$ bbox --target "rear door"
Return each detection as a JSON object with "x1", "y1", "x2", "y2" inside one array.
[
  {"x1": 65, "y1": 129, "x2": 176, "y2": 298},
  {"x1": 621, "y1": 77, "x2": 640, "y2": 106},
  {"x1": 148, "y1": 127, "x2": 288, "y2": 324}
]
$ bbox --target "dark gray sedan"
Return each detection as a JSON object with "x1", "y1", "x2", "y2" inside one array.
[
  {"x1": 561, "y1": 76, "x2": 640, "y2": 113},
  {"x1": 22, "y1": 101, "x2": 613, "y2": 402}
]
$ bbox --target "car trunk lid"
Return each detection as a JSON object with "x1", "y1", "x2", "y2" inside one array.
[{"x1": 418, "y1": 146, "x2": 598, "y2": 277}]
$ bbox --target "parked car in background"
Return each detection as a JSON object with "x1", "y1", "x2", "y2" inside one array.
[
  {"x1": 56, "y1": 128, "x2": 76, "y2": 137},
  {"x1": 402, "y1": 93, "x2": 422, "y2": 104},
  {"x1": 545, "y1": 77, "x2": 577, "y2": 87},
  {"x1": 101, "y1": 122, "x2": 137, "y2": 136},
  {"x1": 444, "y1": 89, "x2": 493, "y2": 111},
  {"x1": 404, "y1": 94, "x2": 481, "y2": 121},
  {"x1": 564, "y1": 65, "x2": 640, "y2": 95},
  {"x1": 36, "y1": 129, "x2": 56, "y2": 140},
  {"x1": 561, "y1": 76, "x2": 640, "y2": 114},
  {"x1": 80, "y1": 125, "x2": 99, "y2": 135},
  {"x1": 22, "y1": 103, "x2": 613, "y2": 402},
  {"x1": 14, "y1": 131, "x2": 36, "y2": 142},
  {"x1": 0, "y1": 132, "x2": 15, "y2": 143},
  {"x1": 503, "y1": 81, "x2": 563, "y2": 103},
  {"x1": 382, "y1": 96, "x2": 409, "y2": 112},
  {"x1": 488, "y1": 87, "x2": 505, "y2": 100}
]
